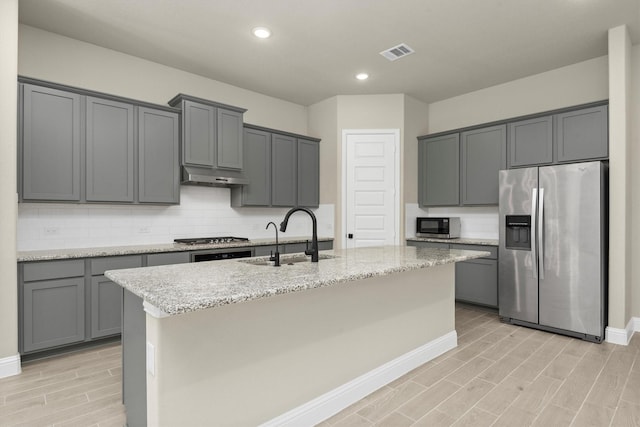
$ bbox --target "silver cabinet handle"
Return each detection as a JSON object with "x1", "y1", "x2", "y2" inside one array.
[
  {"x1": 538, "y1": 188, "x2": 544, "y2": 280},
  {"x1": 531, "y1": 188, "x2": 538, "y2": 279}
]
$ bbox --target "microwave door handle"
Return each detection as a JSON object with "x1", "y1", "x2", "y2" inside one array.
[
  {"x1": 531, "y1": 188, "x2": 538, "y2": 279},
  {"x1": 538, "y1": 188, "x2": 544, "y2": 280}
]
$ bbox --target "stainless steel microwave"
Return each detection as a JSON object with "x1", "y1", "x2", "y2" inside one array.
[{"x1": 416, "y1": 217, "x2": 461, "y2": 239}]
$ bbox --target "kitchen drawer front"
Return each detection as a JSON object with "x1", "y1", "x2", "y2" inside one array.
[
  {"x1": 455, "y1": 258, "x2": 498, "y2": 307},
  {"x1": 146, "y1": 252, "x2": 190, "y2": 267},
  {"x1": 283, "y1": 243, "x2": 308, "y2": 254},
  {"x1": 407, "y1": 241, "x2": 450, "y2": 250},
  {"x1": 23, "y1": 259, "x2": 85, "y2": 282},
  {"x1": 450, "y1": 244, "x2": 497, "y2": 259},
  {"x1": 91, "y1": 255, "x2": 143, "y2": 276},
  {"x1": 318, "y1": 241, "x2": 333, "y2": 251}
]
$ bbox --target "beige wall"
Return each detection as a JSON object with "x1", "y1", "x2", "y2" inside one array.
[
  {"x1": 0, "y1": 0, "x2": 18, "y2": 370},
  {"x1": 18, "y1": 25, "x2": 309, "y2": 135},
  {"x1": 308, "y1": 96, "x2": 339, "y2": 206},
  {"x1": 629, "y1": 45, "x2": 640, "y2": 320},
  {"x1": 403, "y1": 96, "x2": 429, "y2": 205},
  {"x1": 428, "y1": 56, "x2": 609, "y2": 133}
]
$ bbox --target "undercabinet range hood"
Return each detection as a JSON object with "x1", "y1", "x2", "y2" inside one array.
[{"x1": 181, "y1": 166, "x2": 249, "y2": 187}]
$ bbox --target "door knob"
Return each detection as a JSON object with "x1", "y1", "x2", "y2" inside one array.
[{"x1": 348, "y1": 233, "x2": 353, "y2": 239}]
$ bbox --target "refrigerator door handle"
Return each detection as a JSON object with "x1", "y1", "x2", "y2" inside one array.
[
  {"x1": 531, "y1": 188, "x2": 538, "y2": 279},
  {"x1": 538, "y1": 188, "x2": 544, "y2": 280}
]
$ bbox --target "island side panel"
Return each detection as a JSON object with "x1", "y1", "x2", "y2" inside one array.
[
  {"x1": 146, "y1": 264, "x2": 455, "y2": 426},
  {"x1": 122, "y1": 290, "x2": 146, "y2": 427}
]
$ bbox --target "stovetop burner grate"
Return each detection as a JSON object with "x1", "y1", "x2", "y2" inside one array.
[{"x1": 174, "y1": 236, "x2": 249, "y2": 245}]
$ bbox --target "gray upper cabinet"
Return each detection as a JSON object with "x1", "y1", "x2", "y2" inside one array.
[
  {"x1": 182, "y1": 100, "x2": 215, "y2": 167},
  {"x1": 555, "y1": 105, "x2": 608, "y2": 162},
  {"x1": 461, "y1": 125, "x2": 506, "y2": 205},
  {"x1": 418, "y1": 133, "x2": 460, "y2": 207},
  {"x1": 231, "y1": 128, "x2": 271, "y2": 206},
  {"x1": 21, "y1": 84, "x2": 81, "y2": 201},
  {"x1": 508, "y1": 116, "x2": 553, "y2": 167},
  {"x1": 297, "y1": 138, "x2": 320, "y2": 207},
  {"x1": 217, "y1": 109, "x2": 244, "y2": 170},
  {"x1": 138, "y1": 107, "x2": 180, "y2": 204},
  {"x1": 169, "y1": 94, "x2": 246, "y2": 170},
  {"x1": 85, "y1": 97, "x2": 135, "y2": 202},
  {"x1": 271, "y1": 133, "x2": 297, "y2": 206}
]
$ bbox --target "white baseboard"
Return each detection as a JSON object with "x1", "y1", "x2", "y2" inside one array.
[
  {"x1": 260, "y1": 331, "x2": 457, "y2": 427},
  {"x1": 0, "y1": 354, "x2": 22, "y2": 379},
  {"x1": 605, "y1": 317, "x2": 637, "y2": 345}
]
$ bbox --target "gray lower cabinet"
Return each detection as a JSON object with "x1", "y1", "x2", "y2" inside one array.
[
  {"x1": 146, "y1": 252, "x2": 190, "y2": 266},
  {"x1": 461, "y1": 125, "x2": 506, "y2": 205},
  {"x1": 253, "y1": 240, "x2": 333, "y2": 257},
  {"x1": 21, "y1": 84, "x2": 82, "y2": 201},
  {"x1": 272, "y1": 133, "x2": 297, "y2": 206},
  {"x1": 555, "y1": 105, "x2": 608, "y2": 162},
  {"x1": 85, "y1": 97, "x2": 135, "y2": 202},
  {"x1": 90, "y1": 276, "x2": 123, "y2": 338},
  {"x1": 406, "y1": 241, "x2": 498, "y2": 308},
  {"x1": 508, "y1": 115, "x2": 553, "y2": 167},
  {"x1": 21, "y1": 259, "x2": 86, "y2": 353},
  {"x1": 418, "y1": 133, "x2": 460, "y2": 207},
  {"x1": 138, "y1": 107, "x2": 180, "y2": 204}
]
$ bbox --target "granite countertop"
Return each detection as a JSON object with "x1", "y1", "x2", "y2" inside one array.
[
  {"x1": 17, "y1": 237, "x2": 334, "y2": 262},
  {"x1": 105, "y1": 245, "x2": 490, "y2": 317},
  {"x1": 406, "y1": 237, "x2": 498, "y2": 246}
]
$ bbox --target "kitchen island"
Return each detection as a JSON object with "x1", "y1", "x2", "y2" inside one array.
[{"x1": 105, "y1": 245, "x2": 489, "y2": 427}]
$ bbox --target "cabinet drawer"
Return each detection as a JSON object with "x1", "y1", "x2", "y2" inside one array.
[
  {"x1": 146, "y1": 252, "x2": 190, "y2": 267},
  {"x1": 91, "y1": 255, "x2": 143, "y2": 275},
  {"x1": 455, "y1": 258, "x2": 498, "y2": 307},
  {"x1": 407, "y1": 241, "x2": 450, "y2": 250},
  {"x1": 23, "y1": 259, "x2": 85, "y2": 282},
  {"x1": 450, "y1": 244, "x2": 497, "y2": 259}
]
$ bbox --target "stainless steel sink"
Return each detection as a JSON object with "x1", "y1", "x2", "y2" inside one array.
[{"x1": 240, "y1": 253, "x2": 337, "y2": 266}]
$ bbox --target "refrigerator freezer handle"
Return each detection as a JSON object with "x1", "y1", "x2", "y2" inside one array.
[
  {"x1": 531, "y1": 188, "x2": 538, "y2": 279},
  {"x1": 538, "y1": 188, "x2": 544, "y2": 280}
]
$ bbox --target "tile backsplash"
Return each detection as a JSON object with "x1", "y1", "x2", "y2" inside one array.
[
  {"x1": 405, "y1": 203, "x2": 499, "y2": 240},
  {"x1": 18, "y1": 185, "x2": 335, "y2": 251}
]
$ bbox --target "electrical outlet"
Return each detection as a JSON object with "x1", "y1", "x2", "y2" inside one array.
[{"x1": 44, "y1": 226, "x2": 60, "y2": 236}]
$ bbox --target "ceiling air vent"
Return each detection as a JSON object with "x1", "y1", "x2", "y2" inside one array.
[{"x1": 379, "y1": 43, "x2": 415, "y2": 61}]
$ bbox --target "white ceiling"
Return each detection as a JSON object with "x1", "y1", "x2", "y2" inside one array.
[{"x1": 18, "y1": 0, "x2": 640, "y2": 106}]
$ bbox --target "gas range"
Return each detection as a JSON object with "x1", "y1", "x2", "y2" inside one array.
[{"x1": 174, "y1": 236, "x2": 249, "y2": 245}]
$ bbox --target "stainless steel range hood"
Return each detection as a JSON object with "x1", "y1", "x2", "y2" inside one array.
[{"x1": 181, "y1": 166, "x2": 249, "y2": 186}]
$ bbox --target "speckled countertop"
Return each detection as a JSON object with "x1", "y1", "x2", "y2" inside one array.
[
  {"x1": 105, "y1": 245, "x2": 490, "y2": 317},
  {"x1": 17, "y1": 237, "x2": 333, "y2": 262},
  {"x1": 406, "y1": 237, "x2": 498, "y2": 246}
]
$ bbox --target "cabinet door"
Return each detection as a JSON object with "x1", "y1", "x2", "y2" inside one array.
[
  {"x1": 461, "y1": 125, "x2": 506, "y2": 205},
  {"x1": 508, "y1": 116, "x2": 553, "y2": 167},
  {"x1": 23, "y1": 277, "x2": 85, "y2": 352},
  {"x1": 183, "y1": 100, "x2": 215, "y2": 167},
  {"x1": 217, "y1": 108, "x2": 244, "y2": 170},
  {"x1": 238, "y1": 128, "x2": 271, "y2": 206},
  {"x1": 555, "y1": 105, "x2": 608, "y2": 162},
  {"x1": 91, "y1": 276, "x2": 123, "y2": 338},
  {"x1": 418, "y1": 134, "x2": 460, "y2": 207},
  {"x1": 86, "y1": 97, "x2": 135, "y2": 202},
  {"x1": 271, "y1": 133, "x2": 297, "y2": 206},
  {"x1": 22, "y1": 84, "x2": 81, "y2": 201},
  {"x1": 138, "y1": 107, "x2": 180, "y2": 204},
  {"x1": 455, "y1": 259, "x2": 497, "y2": 307},
  {"x1": 297, "y1": 138, "x2": 319, "y2": 207}
]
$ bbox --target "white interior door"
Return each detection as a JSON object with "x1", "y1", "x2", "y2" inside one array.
[{"x1": 343, "y1": 130, "x2": 399, "y2": 249}]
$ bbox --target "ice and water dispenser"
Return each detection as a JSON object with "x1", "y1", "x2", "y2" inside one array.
[{"x1": 505, "y1": 215, "x2": 531, "y2": 250}]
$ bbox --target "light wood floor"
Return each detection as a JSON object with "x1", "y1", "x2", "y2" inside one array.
[{"x1": 1, "y1": 305, "x2": 638, "y2": 427}]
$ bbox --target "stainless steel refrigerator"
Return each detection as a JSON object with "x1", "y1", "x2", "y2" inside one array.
[{"x1": 498, "y1": 161, "x2": 607, "y2": 342}]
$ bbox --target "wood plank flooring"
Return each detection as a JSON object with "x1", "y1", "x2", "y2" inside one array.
[{"x1": 1, "y1": 304, "x2": 638, "y2": 426}]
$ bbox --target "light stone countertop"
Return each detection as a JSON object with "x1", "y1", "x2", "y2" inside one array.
[
  {"x1": 406, "y1": 237, "x2": 498, "y2": 246},
  {"x1": 17, "y1": 237, "x2": 333, "y2": 262},
  {"x1": 105, "y1": 245, "x2": 490, "y2": 317}
]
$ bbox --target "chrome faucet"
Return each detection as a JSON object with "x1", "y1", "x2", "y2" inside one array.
[
  {"x1": 265, "y1": 222, "x2": 281, "y2": 267},
  {"x1": 280, "y1": 207, "x2": 319, "y2": 262}
]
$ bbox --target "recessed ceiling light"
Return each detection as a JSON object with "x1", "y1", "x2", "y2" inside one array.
[
  {"x1": 356, "y1": 73, "x2": 369, "y2": 81},
  {"x1": 252, "y1": 27, "x2": 271, "y2": 39}
]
